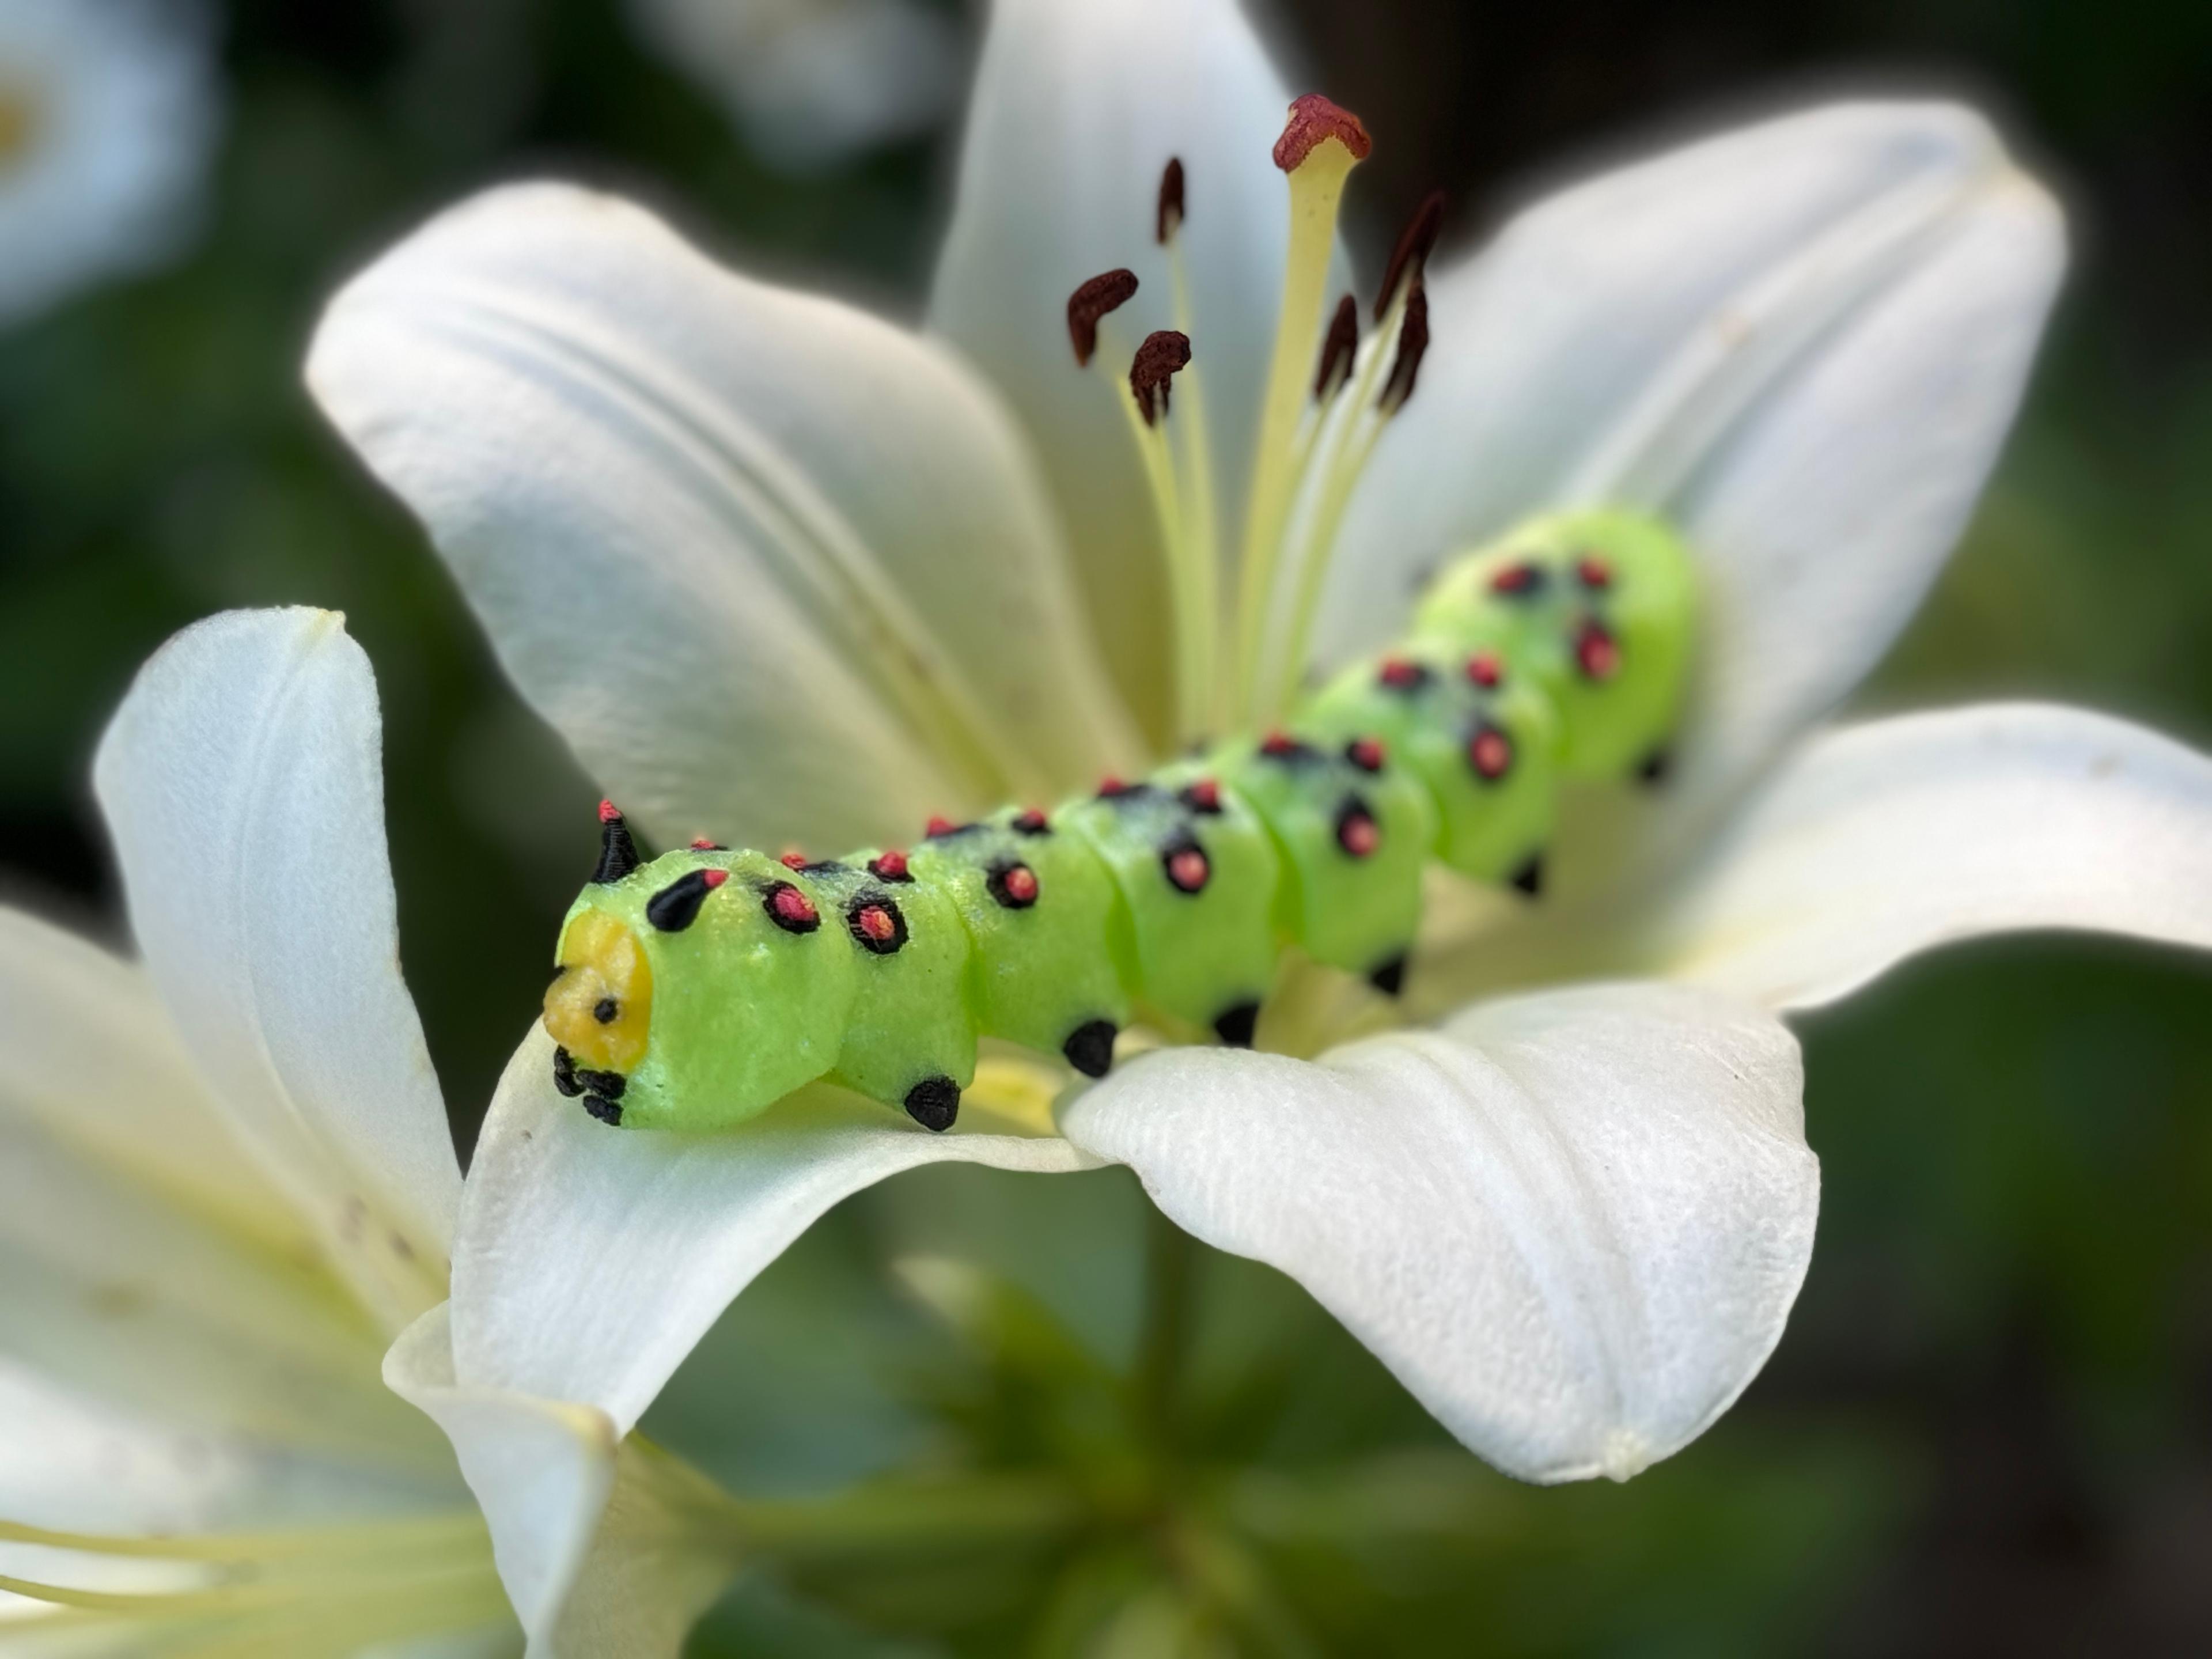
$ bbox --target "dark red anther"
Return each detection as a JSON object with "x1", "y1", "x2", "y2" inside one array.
[
  {"x1": 1164, "y1": 842, "x2": 1211, "y2": 894},
  {"x1": 1380, "y1": 278, "x2": 1429, "y2": 413},
  {"x1": 1066, "y1": 268, "x2": 1139, "y2": 368},
  {"x1": 1467, "y1": 652, "x2": 1502, "y2": 688},
  {"x1": 1314, "y1": 294, "x2": 1358, "y2": 400},
  {"x1": 1012, "y1": 808, "x2": 1050, "y2": 835},
  {"x1": 1273, "y1": 93, "x2": 1372, "y2": 171},
  {"x1": 1377, "y1": 656, "x2": 1427, "y2": 691},
  {"x1": 925, "y1": 815, "x2": 957, "y2": 838},
  {"x1": 1157, "y1": 157, "x2": 1185, "y2": 244},
  {"x1": 1346, "y1": 736, "x2": 1385, "y2": 773},
  {"x1": 1468, "y1": 724, "x2": 1514, "y2": 782},
  {"x1": 1180, "y1": 777, "x2": 1222, "y2": 815},
  {"x1": 1376, "y1": 190, "x2": 1446, "y2": 322},
  {"x1": 1575, "y1": 620, "x2": 1622, "y2": 681},
  {"x1": 766, "y1": 881, "x2": 820, "y2": 933},
  {"x1": 779, "y1": 851, "x2": 809, "y2": 870},
  {"x1": 1261, "y1": 730, "x2": 1297, "y2": 757},
  {"x1": 1490, "y1": 562, "x2": 1544, "y2": 597},
  {"x1": 868, "y1": 849, "x2": 911, "y2": 882},
  {"x1": 1130, "y1": 329, "x2": 1192, "y2": 426},
  {"x1": 1335, "y1": 800, "x2": 1380, "y2": 859},
  {"x1": 1576, "y1": 555, "x2": 1613, "y2": 590}
]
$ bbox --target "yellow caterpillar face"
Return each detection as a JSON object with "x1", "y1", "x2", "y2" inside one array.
[{"x1": 544, "y1": 908, "x2": 653, "y2": 1074}]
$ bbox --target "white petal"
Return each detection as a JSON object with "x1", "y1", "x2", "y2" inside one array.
[
  {"x1": 1061, "y1": 983, "x2": 1817, "y2": 1483},
  {"x1": 92, "y1": 609, "x2": 458, "y2": 1331},
  {"x1": 627, "y1": 0, "x2": 962, "y2": 171},
  {"x1": 449, "y1": 1028, "x2": 1096, "y2": 1438},
  {"x1": 1330, "y1": 101, "x2": 2062, "y2": 798},
  {"x1": 386, "y1": 1308, "x2": 738, "y2": 1659},
  {"x1": 1653, "y1": 703, "x2": 2212, "y2": 1010},
  {"x1": 308, "y1": 182, "x2": 1138, "y2": 855},
  {"x1": 930, "y1": 0, "x2": 1311, "y2": 732},
  {"x1": 0, "y1": 906, "x2": 302, "y2": 1252}
]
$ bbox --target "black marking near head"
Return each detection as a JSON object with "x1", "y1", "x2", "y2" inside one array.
[
  {"x1": 593, "y1": 997, "x2": 619, "y2": 1025},
  {"x1": 799, "y1": 859, "x2": 853, "y2": 878},
  {"x1": 1213, "y1": 1001, "x2": 1260, "y2": 1048},
  {"x1": 1368, "y1": 953, "x2": 1409, "y2": 997},
  {"x1": 574, "y1": 1065, "x2": 626, "y2": 1100},
  {"x1": 763, "y1": 880, "x2": 822, "y2": 934},
  {"x1": 1509, "y1": 854, "x2": 1546, "y2": 897},
  {"x1": 903, "y1": 1076, "x2": 960, "y2": 1133},
  {"x1": 647, "y1": 868, "x2": 726, "y2": 933},
  {"x1": 1334, "y1": 795, "x2": 1381, "y2": 859},
  {"x1": 551, "y1": 1046, "x2": 582, "y2": 1098},
  {"x1": 846, "y1": 893, "x2": 909, "y2": 956},
  {"x1": 1161, "y1": 836, "x2": 1211, "y2": 895},
  {"x1": 1063, "y1": 1020, "x2": 1117, "y2": 1078},
  {"x1": 987, "y1": 859, "x2": 1040, "y2": 910},
  {"x1": 592, "y1": 801, "x2": 641, "y2": 884},
  {"x1": 583, "y1": 1095, "x2": 623, "y2": 1126}
]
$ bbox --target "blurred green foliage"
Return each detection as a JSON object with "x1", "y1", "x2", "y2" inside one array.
[{"x1": 2, "y1": 1, "x2": 2208, "y2": 1653}]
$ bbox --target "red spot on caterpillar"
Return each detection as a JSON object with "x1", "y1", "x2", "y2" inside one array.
[
  {"x1": 1466, "y1": 652, "x2": 1502, "y2": 689},
  {"x1": 1469, "y1": 725, "x2": 1514, "y2": 782},
  {"x1": 1164, "y1": 843, "x2": 1210, "y2": 894},
  {"x1": 700, "y1": 869, "x2": 728, "y2": 889},
  {"x1": 1377, "y1": 656, "x2": 1427, "y2": 691},
  {"x1": 779, "y1": 851, "x2": 809, "y2": 870},
  {"x1": 1575, "y1": 620, "x2": 1622, "y2": 681},
  {"x1": 1181, "y1": 777, "x2": 1222, "y2": 813},
  {"x1": 1490, "y1": 562, "x2": 1543, "y2": 596},
  {"x1": 1346, "y1": 736, "x2": 1385, "y2": 773},
  {"x1": 988, "y1": 860, "x2": 1040, "y2": 909},
  {"x1": 1097, "y1": 775, "x2": 1130, "y2": 798},
  {"x1": 1273, "y1": 93, "x2": 1371, "y2": 172},
  {"x1": 857, "y1": 905, "x2": 897, "y2": 943},
  {"x1": 925, "y1": 815, "x2": 958, "y2": 838},
  {"x1": 868, "y1": 849, "x2": 912, "y2": 882},
  {"x1": 1261, "y1": 730, "x2": 1297, "y2": 757},
  {"x1": 766, "y1": 882, "x2": 819, "y2": 933},
  {"x1": 1336, "y1": 802, "x2": 1380, "y2": 858},
  {"x1": 1576, "y1": 555, "x2": 1613, "y2": 590},
  {"x1": 1012, "y1": 808, "x2": 1050, "y2": 835},
  {"x1": 598, "y1": 798, "x2": 623, "y2": 824},
  {"x1": 690, "y1": 837, "x2": 725, "y2": 851}
]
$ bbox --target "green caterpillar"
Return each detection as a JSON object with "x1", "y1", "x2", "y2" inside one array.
[{"x1": 543, "y1": 506, "x2": 1693, "y2": 1132}]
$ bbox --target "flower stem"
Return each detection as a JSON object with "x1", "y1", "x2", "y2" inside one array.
[{"x1": 1135, "y1": 1200, "x2": 1198, "y2": 1461}]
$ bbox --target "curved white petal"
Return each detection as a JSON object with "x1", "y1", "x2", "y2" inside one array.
[
  {"x1": 309, "y1": 182, "x2": 1137, "y2": 856},
  {"x1": 930, "y1": 0, "x2": 1310, "y2": 732},
  {"x1": 1061, "y1": 983, "x2": 1817, "y2": 1483},
  {"x1": 449, "y1": 1028, "x2": 1096, "y2": 1438},
  {"x1": 1653, "y1": 703, "x2": 2212, "y2": 1009},
  {"x1": 92, "y1": 609, "x2": 458, "y2": 1331},
  {"x1": 1331, "y1": 101, "x2": 2063, "y2": 802}
]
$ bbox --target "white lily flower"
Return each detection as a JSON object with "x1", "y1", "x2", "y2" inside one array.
[
  {"x1": 303, "y1": 0, "x2": 2212, "y2": 1624},
  {"x1": 0, "y1": 0, "x2": 219, "y2": 327},
  {"x1": 0, "y1": 609, "x2": 740, "y2": 1656},
  {"x1": 627, "y1": 0, "x2": 961, "y2": 172}
]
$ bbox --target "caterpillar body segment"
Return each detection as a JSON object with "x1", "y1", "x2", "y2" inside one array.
[{"x1": 541, "y1": 508, "x2": 1696, "y2": 1134}]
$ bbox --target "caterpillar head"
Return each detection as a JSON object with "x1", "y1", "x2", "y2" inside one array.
[
  {"x1": 543, "y1": 847, "x2": 857, "y2": 1130},
  {"x1": 1411, "y1": 507, "x2": 1694, "y2": 781}
]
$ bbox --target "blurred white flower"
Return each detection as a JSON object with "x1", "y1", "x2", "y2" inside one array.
[
  {"x1": 628, "y1": 0, "x2": 960, "y2": 172},
  {"x1": 0, "y1": 0, "x2": 219, "y2": 326},
  {"x1": 0, "y1": 609, "x2": 738, "y2": 1657},
  {"x1": 306, "y1": 0, "x2": 2212, "y2": 1625}
]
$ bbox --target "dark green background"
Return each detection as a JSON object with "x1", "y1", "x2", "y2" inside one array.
[{"x1": 3, "y1": 1, "x2": 2208, "y2": 1652}]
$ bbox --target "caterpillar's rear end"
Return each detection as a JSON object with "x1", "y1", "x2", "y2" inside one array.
[{"x1": 543, "y1": 507, "x2": 1694, "y2": 1133}]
